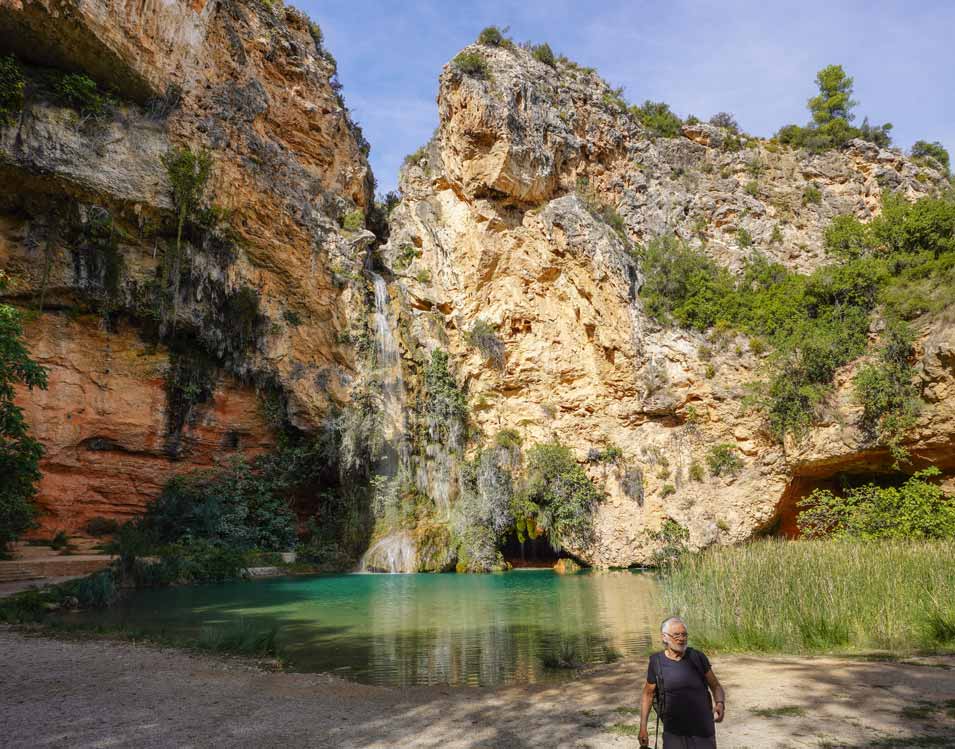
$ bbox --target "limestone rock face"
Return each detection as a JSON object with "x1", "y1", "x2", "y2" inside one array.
[
  {"x1": 385, "y1": 44, "x2": 953, "y2": 566},
  {"x1": 1, "y1": 1, "x2": 373, "y2": 534}
]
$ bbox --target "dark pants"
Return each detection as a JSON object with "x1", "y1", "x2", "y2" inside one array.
[{"x1": 662, "y1": 733, "x2": 717, "y2": 749}]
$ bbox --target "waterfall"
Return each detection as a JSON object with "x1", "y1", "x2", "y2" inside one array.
[
  {"x1": 360, "y1": 531, "x2": 417, "y2": 574},
  {"x1": 360, "y1": 273, "x2": 412, "y2": 573}
]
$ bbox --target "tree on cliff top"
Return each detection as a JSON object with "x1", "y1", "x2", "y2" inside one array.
[{"x1": 0, "y1": 271, "x2": 49, "y2": 556}]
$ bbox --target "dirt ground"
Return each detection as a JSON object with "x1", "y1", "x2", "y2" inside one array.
[{"x1": 3, "y1": 627, "x2": 954, "y2": 748}]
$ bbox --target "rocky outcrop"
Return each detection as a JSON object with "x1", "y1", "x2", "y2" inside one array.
[
  {"x1": 1, "y1": 0, "x2": 374, "y2": 534},
  {"x1": 382, "y1": 43, "x2": 953, "y2": 566}
]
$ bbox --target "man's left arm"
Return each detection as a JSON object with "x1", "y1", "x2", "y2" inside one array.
[{"x1": 704, "y1": 670, "x2": 725, "y2": 722}]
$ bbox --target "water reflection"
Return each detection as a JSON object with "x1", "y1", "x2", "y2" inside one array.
[{"x1": 64, "y1": 570, "x2": 661, "y2": 687}]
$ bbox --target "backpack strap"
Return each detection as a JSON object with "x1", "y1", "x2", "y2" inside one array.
[
  {"x1": 685, "y1": 648, "x2": 713, "y2": 707},
  {"x1": 650, "y1": 652, "x2": 666, "y2": 717}
]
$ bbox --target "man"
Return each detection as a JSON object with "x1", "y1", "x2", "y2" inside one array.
[{"x1": 639, "y1": 617, "x2": 725, "y2": 748}]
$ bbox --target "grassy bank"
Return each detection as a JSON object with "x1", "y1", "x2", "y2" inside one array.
[{"x1": 661, "y1": 539, "x2": 955, "y2": 653}]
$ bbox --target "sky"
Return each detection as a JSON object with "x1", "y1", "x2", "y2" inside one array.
[{"x1": 298, "y1": 0, "x2": 955, "y2": 195}]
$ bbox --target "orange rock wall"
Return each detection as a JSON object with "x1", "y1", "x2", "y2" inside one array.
[{"x1": 16, "y1": 314, "x2": 273, "y2": 536}]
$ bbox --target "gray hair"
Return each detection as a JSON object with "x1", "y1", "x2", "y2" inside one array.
[{"x1": 661, "y1": 616, "x2": 687, "y2": 634}]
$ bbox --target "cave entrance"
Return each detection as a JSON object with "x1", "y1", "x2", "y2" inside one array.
[{"x1": 500, "y1": 532, "x2": 565, "y2": 568}]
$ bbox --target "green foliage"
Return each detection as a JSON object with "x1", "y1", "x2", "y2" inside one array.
[
  {"x1": 798, "y1": 468, "x2": 955, "y2": 540},
  {"x1": 744, "y1": 181, "x2": 759, "y2": 197},
  {"x1": 706, "y1": 443, "x2": 743, "y2": 477},
  {"x1": 134, "y1": 459, "x2": 298, "y2": 551},
  {"x1": 54, "y1": 72, "x2": 111, "y2": 119},
  {"x1": 708, "y1": 112, "x2": 739, "y2": 132},
  {"x1": 342, "y1": 209, "x2": 364, "y2": 231},
  {"x1": 651, "y1": 519, "x2": 689, "y2": 567},
  {"x1": 661, "y1": 538, "x2": 955, "y2": 652},
  {"x1": 853, "y1": 320, "x2": 920, "y2": 464},
  {"x1": 423, "y1": 350, "x2": 468, "y2": 450},
  {"x1": 531, "y1": 43, "x2": 556, "y2": 67},
  {"x1": 477, "y1": 26, "x2": 512, "y2": 48},
  {"x1": 689, "y1": 461, "x2": 705, "y2": 482},
  {"x1": 515, "y1": 443, "x2": 603, "y2": 551},
  {"x1": 576, "y1": 177, "x2": 630, "y2": 243},
  {"x1": 85, "y1": 516, "x2": 119, "y2": 536},
  {"x1": 630, "y1": 100, "x2": 682, "y2": 138},
  {"x1": 776, "y1": 64, "x2": 892, "y2": 152},
  {"x1": 602, "y1": 86, "x2": 627, "y2": 113},
  {"x1": 0, "y1": 284, "x2": 49, "y2": 555},
  {"x1": 911, "y1": 140, "x2": 951, "y2": 176},
  {"x1": 393, "y1": 243, "x2": 421, "y2": 271},
  {"x1": 307, "y1": 21, "x2": 323, "y2": 48},
  {"x1": 638, "y1": 234, "x2": 736, "y2": 330},
  {"x1": 163, "y1": 345, "x2": 218, "y2": 450},
  {"x1": 802, "y1": 184, "x2": 822, "y2": 205},
  {"x1": 824, "y1": 214, "x2": 871, "y2": 259},
  {"x1": 808, "y1": 64, "x2": 858, "y2": 127},
  {"x1": 0, "y1": 54, "x2": 25, "y2": 125},
  {"x1": 403, "y1": 145, "x2": 428, "y2": 167},
  {"x1": 197, "y1": 620, "x2": 278, "y2": 656},
  {"x1": 494, "y1": 428, "x2": 522, "y2": 449},
  {"x1": 465, "y1": 319, "x2": 505, "y2": 369},
  {"x1": 737, "y1": 227, "x2": 753, "y2": 248},
  {"x1": 452, "y1": 51, "x2": 489, "y2": 79}
]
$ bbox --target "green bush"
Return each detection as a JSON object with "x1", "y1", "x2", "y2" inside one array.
[
  {"x1": 342, "y1": 209, "x2": 364, "y2": 231},
  {"x1": 531, "y1": 43, "x2": 556, "y2": 68},
  {"x1": 737, "y1": 227, "x2": 753, "y2": 248},
  {"x1": 477, "y1": 26, "x2": 511, "y2": 47},
  {"x1": 802, "y1": 184, "x2": 822, "y2": 205},
  {"x1": 85, "y1": 516, "x2": 120, "y2": 536},
  {"x1": 630, "y1": 100, "x2": 682, "y2": 138},
  {"x1": 424, "y1": 350, "x2": 468, "y2": 449},
  {"x1": 689, "y1": 461, "x2": 705, "y2": 482},
  {"x1": 513, "y1": 443, "x2": 603, "y2": 551},
  {"x1": 798, "y1": 468, "x2": 955, "y2": 540},
  {"x1": 465, "y1": 319, "x2": 505, "y2": 369},
  {"x1": 55, "y1": 72, "x2": 111, "y2": 119},
  {"x1": 0, "y1": 284, "x2": 49, "y2": 556},
  {"x1": 0, "y1": 54, "x2": 25, "y2": 125},
  {"x1": 911, "y1": 140, "x2": 951, "y2": 176},
  {"x1": 823, "y1": 214, "x2": 872, "y2": 259},
  {"x1": 452, "y1": 51, "x2": 489, "y2": 79},
  {"x1": 853, "y1": 320, "x2": 920, "y2": 464},
  {"x1": 197, "y1": 619, "x2": 278, "y2": 656},
  {"x1": 494, "y1": 428, "x2": 522, "y2": 449},
  {"x1": 651, "y1": 519, "x2": 689, "y2": 567},
  {"x1": 708, "y1": 112, "x2": 739, "y2": 132},
  {"x1": 706, "y1": 443, "x2": 743, "y2": 477}
]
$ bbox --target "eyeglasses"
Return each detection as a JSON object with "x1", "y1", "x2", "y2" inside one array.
[{"x1": 664, "y1": 632, "x2": 689, "y2": 640}]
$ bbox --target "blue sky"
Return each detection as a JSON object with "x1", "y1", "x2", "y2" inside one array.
[{"x1": 298, "y1": 1, "x2": 955, "y2": 195}]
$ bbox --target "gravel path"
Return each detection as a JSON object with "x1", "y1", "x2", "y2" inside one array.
[{"x1": 3, "y1": 628, "x2": 954, "y2": 748}]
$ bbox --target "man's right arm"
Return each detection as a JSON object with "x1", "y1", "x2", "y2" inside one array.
[{"x1": 639, "y1": 680, "x2": 656, "y2": 747}]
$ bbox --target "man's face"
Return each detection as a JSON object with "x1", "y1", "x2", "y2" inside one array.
[{"x1": 663, "y1": 623, "x2": 689, "y2": 653}]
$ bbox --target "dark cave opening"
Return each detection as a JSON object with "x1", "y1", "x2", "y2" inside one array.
[{"x1": 500, "y1": 532, "x2": 567, "y2": 568}]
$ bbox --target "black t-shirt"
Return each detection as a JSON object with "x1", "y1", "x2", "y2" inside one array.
[{"x1": 646, "y1": 648, "x2": 715, "y2": 737}]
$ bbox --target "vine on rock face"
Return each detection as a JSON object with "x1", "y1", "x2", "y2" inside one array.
[
  {"x1": 0, "y1": 55, "x2": 25, "y2": 125},
  {"x1": 160, "y1": 146, "x2": 213, "y2": 329}
]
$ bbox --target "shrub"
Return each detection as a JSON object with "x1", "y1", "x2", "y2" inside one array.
[
  {"x1": 798, "y1": 468, "x2": 955, "y2": 540},
  {"x1": 802, "y1": 184, "x2": 822, "y2": 205},
  {"x1": 0, "y1": 54, "x2": 25, "y2": 125},
  {"x1": 770, "y1": 224, "x2": 784, "y2": 244},
  {"x1": 638, "y1": 234, "x2": 736, "y2": 330},
  {"x1": 494, "y1": 428, "x2": 522, "y2": 449},
  {"x1": 0, "y1": 286, "x2": 48, "y2": 556},
  {"x1": 853, "y1": 319, "x2": 920, "y2": 464},
  {"x1": 631, "y1": 100, "x2": 682, "y2": 138},
  {"x1": 477, "y1": 26, "x2": 511, "y2": 47},
  {"x1": 197, "y1": 620, "x2": 278, "y2": 656},
  {"x1": 424, "y1": 350, "x2": 468, "y2": 450},
  {"x1": 85, "y1": 516, "x2": 120, "y2": 536},
  {"x1": 706, "y1": 443, "x2": 743, "y2": 477},
  {"x1": 465, "y1": 319, "x2": 505, "y2": 369},
  {"x1": 708, "y1": 112, "x2": 739, "y2": 132},
  {"x1": 514, "y1": 443, "x2": 603, "y2": 551},
  {"x1": 661, "y1": 483, "x2": 676, "y2": 498},
  {"x1": 744, "y1": 181, "x2": 759, "y2": 197},
  {"x1": 737, "y1": 227, "x2": 753, "y2": 248},
  {"x1": 651, "y1": 519, "x2": 689, "y2": 567},
  {"x1": 911, "y1": 140, "x2": 951, "y2": 176},
  {"x1": 452, "y1": 51, "x2": 489, "y2": 79},
  {"x1": 342, "y1": 209, "x2": 364, "y2": 231},
  {"x1": 689, "y1": 461, "x2": 705, "y2": 482},
  {"x1": 55, "y1": 72, "x2": 111, "y2": 119},
  {"x1": 823, "y1": 214, "x2": 872, "y2": 259},
  {"x1": 531, "y1": 43, "x2": 556, "y2": 68}
]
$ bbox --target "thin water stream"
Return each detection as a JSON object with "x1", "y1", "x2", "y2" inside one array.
[{"x1": 63, "y1": 570, "x2": 663, "y2": 687}]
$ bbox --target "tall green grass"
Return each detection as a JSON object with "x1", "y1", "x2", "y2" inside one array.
[
  {"x1": 196, "y1": 619, "x2": 279, "y2": 657},
  {"x1": 660, "y1": 539, "x2": 955, "y2": 653}
]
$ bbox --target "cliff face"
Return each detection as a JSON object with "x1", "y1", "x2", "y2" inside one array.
[
  {"x1": 383, "y1": 43, "x2": 954, "y2": 566},
  {"x1": 1, "y1": 0, "x2": 374, "y2": 535}
]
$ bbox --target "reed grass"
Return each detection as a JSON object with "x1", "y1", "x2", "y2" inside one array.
[
  {"x1": 660, "y1": 539, "x2": 955, "y2": 653},
  {"x1": 196, "y1": 619, "x2": 279, "y2": 657}
]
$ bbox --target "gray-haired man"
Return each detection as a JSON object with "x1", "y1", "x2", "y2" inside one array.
[{"x1": 639, "y1": 617, "x2": 725, "y2": 748}]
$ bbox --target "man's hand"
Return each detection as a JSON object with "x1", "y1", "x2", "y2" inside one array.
[
  {"x1": 714, "y1": 700, "x2": 725, "y2": 723},
  {"x1": 638, "y1": 726, "x2": 649, "y2": 747}
]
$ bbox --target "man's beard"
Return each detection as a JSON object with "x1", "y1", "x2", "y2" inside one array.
[{"x1": 668, "y1": 640, "x2": 687, "y2": 653}]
